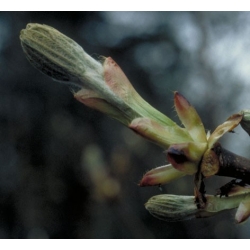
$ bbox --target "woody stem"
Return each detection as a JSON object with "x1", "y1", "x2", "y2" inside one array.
[{"x1": 213, "y1": 143, "x2": 250, "y2": 183}]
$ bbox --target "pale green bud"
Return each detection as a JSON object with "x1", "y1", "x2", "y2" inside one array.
[
  {"x1": 145, "y1": 194, "x2": 250, "y2": 222},
  {"x1": 20, "y1": 23, "x2": 103, "y2": 87},
  {"x1": 145, "y1": 194, "x2": 199, "y2": 222}
]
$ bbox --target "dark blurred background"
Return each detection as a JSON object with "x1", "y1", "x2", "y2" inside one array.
[{"x1": 1, "y1": 11, "x2": 250, "y2": 238}]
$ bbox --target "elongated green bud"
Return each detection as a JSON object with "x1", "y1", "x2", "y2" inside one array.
[
  {"x1": 20, "y1": 24, "x2": 138, "y2": 125},
  {"x1": 20, "y1": 23, "x2": 103, "y2": 87},
  {"x1": 145, "y1": 194, "x2": 250, "y2": 222},
  {"x1": 20, "y1": 23, "x2": 181, "y2": 129}
]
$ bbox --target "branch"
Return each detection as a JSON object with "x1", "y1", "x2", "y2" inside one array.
[{"x1": 214, "y1": 143, "x2": 250, "y2": 182}]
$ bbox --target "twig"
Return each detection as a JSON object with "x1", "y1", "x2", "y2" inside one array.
[{"x1": 213, "y1": 143, "x2": 250, "y2": 183}]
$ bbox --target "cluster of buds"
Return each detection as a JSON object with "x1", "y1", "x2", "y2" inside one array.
[{"x1": 20, "y1": 23, "x2": 250, "y2": 224}]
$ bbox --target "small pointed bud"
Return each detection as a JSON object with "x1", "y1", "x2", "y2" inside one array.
[
  {"x1": 129, "y1": 117, "x2": 192, "y2": 149},
  {"x1": 208, "y1": 113, "x2": 243, "y2": 148},
  {"x1": 21, "y1": 23, "x2": 192, "y2": 137},
  {"x1": 240, "y1": 110, "x2": 250, "y2": 136},
  {"x1": 174, "y1": 92, "x2": 207, "y2": 143},
  {"x1": 166, "y1": 142, "x2": 207, "y2": 174},
  {"x1": 139, "y1": 164, "x2": 185, "y2": 187}
]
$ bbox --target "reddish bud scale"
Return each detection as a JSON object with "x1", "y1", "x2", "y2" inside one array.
[
  {"x1": 139, "y1": 165, "x2": 185, "y2": 187},
  {"x1": 174, "y1": 92, "x2": 207, "y2": 143}
]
